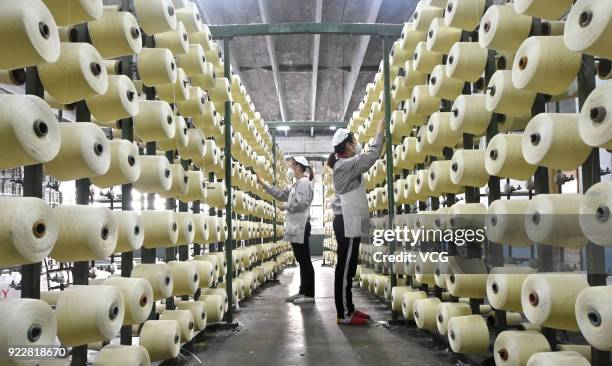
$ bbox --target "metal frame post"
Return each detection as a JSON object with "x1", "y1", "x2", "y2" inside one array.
[
  {"x1": 73, "y1": 69, "x2": 92, "y2": 366},
  {"x1": 483, "y1": 47, "x2": 506, "y2": 329},
  {"x1": 21, "y1": 67, "x2": 45, "y2": 300},
  {"x1": 141, "y1": 39, "x2": 159, "y2": 322},
  {"x1": 223, "y1": 36, "x2": 234, "y2": 323},
  {"x1": 532, "y1": 104, "x2": 556, "y2": 349},
  {"x1": 142, "y1": 142, "x2": 158, "y2": 265},
  {"x1": 165, "y1": 151, "x2": 176, "y2": 311},
  {"x1": 381, "y1": 37, "x2": 397, "y2": 320},
  {"x1": 179, "y1": 159, "x2": 190, "y2": 302},
  {"x1": 193, "y1": 198, "x2": 201, "y2": 256},
  {"x1": 141, "y1": 33, "x2": 159, "y2": 269},
  {"x1": 119, "y1": 0, "x2": 135, "y2": 345},
  {"x1": 64, "y1": 23, "x2": 94, "y2": 365},
  {"x1": 72, "y1": 104, "x2": 93, "y2": 365},
  {"x1": 272, "y1": 131, "x2": 277, "y2": 244},
  {"x1": 119, "y1": 57, "x2": 135, "y2": 345}
]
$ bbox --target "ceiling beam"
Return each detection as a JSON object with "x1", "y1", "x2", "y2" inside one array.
[
  {"x1": 341, "y1": 0, "x2": 383, "y2": 121},
  {"x1": 208, "y1": 22, "x2": 402, "y2": 37},
  {"x1": 257, "y1": 0, "x2": 288, "y2": 121},
  {"x1": 266, "y1": 121, "x2": 346, "y2": 128},
  {"x1": 238, "y1": 64, "x2": 380, "y2": 73},
  {"x1": 310, "y1": 0, "x2": 323, "y2": 138}
]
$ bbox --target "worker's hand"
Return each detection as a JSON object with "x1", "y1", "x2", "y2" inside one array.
[
  {"x1": 257, "y1": 175, "x2": 266, "y2": 186},
  {"x1": 376, "y1": 117, "x2": 385, "y2": 135}
]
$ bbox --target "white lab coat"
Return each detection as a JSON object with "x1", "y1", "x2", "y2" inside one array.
[{"x1": 264, "y1": 177, "x2": 313, "y2": 244}]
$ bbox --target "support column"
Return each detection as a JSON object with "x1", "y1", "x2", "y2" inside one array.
[
  {"x1": 223, "y1": 36, "x2": 234, "y2": 323},
  {"x1": 382, "y1": 37, "x2": 397, "y2": 320},
  {"x1": 21, "y1": 67, "x2": 44, "y2": 300}
]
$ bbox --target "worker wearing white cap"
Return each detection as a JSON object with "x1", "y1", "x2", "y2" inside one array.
[
  {"x1": 327, "y1": 118, "x2": 385, "y2": 325},
  {"x1": 257, "y1": 155, "x2": 315, "y2": 304}
]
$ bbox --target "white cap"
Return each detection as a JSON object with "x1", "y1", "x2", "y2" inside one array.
[
  {"x1": 332, "y1": 128, "x2": 350, "y2": 147},
  {"x1": 293, "y1": 156, "x2": 309, "y2": 167}
]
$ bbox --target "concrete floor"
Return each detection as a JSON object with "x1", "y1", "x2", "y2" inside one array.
[{"x1": 170, "y1": 258, "x2": 462, "y2": 366}]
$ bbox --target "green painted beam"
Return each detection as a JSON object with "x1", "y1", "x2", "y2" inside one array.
[
  {"x1": 265, "y1": 121, "x2": 347, "y2": 128},
  {"x1": 209, "y1": 22, "x2": 403, "y2": 38},
  {"x1": 222, "y1": 37, "x2": 234, "y2": 324}
]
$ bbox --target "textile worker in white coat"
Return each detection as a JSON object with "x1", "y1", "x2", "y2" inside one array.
[
  {"x1": 327, "y1": 118, "x2": 385, "y2": 325},
  {"x1": 258, "y1": 156, "x2": 315, "y2": 304}
]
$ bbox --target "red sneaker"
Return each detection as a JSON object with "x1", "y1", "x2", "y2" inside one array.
[
  {"x1": 352, "y1": 310, "x2": 371, "y2": 320},
  {"x1": 337, "y1": 314, "x2": 369, "y2": 326}
]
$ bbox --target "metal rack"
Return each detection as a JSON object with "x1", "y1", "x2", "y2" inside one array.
[
  {"x1": 14, "y1": 0, "x2": 251, "y2": 361},
  {"x1": 317, "y1": 3, "x2": 610, "y2": 366}
]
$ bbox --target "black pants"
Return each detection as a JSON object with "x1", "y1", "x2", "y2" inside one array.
[
  {"x1": 291, "y1": 221, "x2": 315, "y2": 297},
  {"x1": 333, "y1": 215, "x2": 361, "y2": 319}
]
